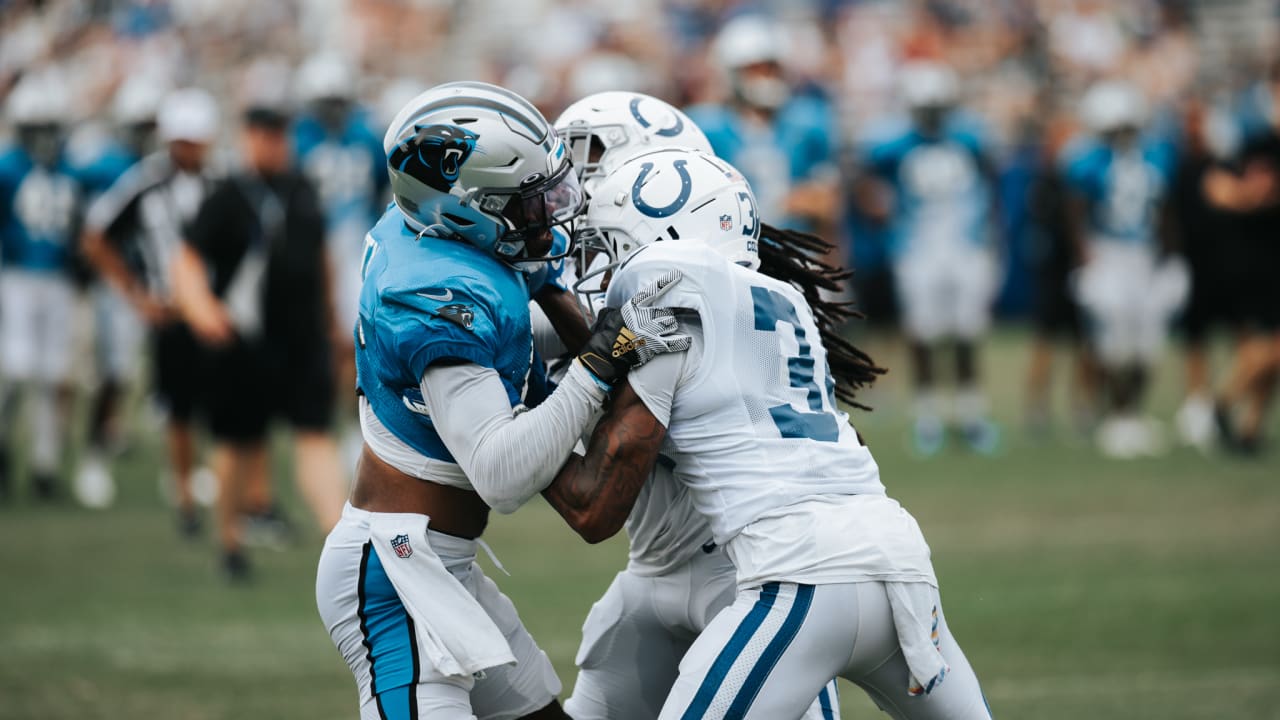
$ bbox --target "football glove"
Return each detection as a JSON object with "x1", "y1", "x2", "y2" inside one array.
[{"x1": 577, "y1": 269, "x2": 691, "y2": 387}]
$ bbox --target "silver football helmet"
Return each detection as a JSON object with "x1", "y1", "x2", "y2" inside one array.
[{"x1": 384, "y1": 81, "x2": 583, "y2": 263}]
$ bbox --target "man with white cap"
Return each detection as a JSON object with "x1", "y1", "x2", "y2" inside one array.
[{"x1": 81, "y1": 87, "x2": 221, "y2": 524}]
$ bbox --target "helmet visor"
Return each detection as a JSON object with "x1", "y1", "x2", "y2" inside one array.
[{"x1": 484, "y1": 157, "x2": 585, "y2": 259}]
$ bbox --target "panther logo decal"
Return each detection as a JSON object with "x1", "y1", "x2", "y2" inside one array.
[{"x1": 389, "y1": 124, "x2": 480, "y2": 192}]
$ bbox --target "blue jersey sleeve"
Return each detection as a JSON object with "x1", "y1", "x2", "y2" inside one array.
[{"x1": 779, "y1": 96, "x2": 837, "y2": 181}]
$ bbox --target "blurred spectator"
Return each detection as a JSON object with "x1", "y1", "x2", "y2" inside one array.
[
  {"x1": 172, "y1": 104, "x2": 346, "y2": 581},
  {"x1": 80, "y1": 87, "x2": 220, "y2": 523},
  {"x1": 0, "y1": 69, "x2": 86, "y2": 502},
  {"x1": 858, "y1": 61, "x2": 1001, "y2": 456}
]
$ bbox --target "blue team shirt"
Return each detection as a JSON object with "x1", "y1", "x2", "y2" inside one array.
[
  {"x1": 294, "y1": 111, "x2": 387, "y2": 233},
  {"x1": 0, "y1": 146, "x2": 85, "y2": 273},
  {"x1": 355, "y1": 207, "x2": 547, "y2": 462},
  {"x1": 72, "y1": 140, "x2": 138, "y2": 198},
  {"x1": 687, "y1": 95, "x2": 836, "y2": 227},
  {"x1": 1062, "y1": 137, "x2": 1176, "y2": 245},
  {"x1": 866, "y1": 120, "x2": 993, "y2": 258}
]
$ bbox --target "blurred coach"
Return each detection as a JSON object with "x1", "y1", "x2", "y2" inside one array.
[{"x1": 172, "y1": 104, "x2": 346, "y2": 581}]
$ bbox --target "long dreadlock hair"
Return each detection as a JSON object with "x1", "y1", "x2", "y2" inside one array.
[{"x1": 757, "y1": 222, "x2": 885, "y2": 410}]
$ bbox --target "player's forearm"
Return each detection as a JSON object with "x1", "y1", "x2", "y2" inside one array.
[
  {"x1": 81, "y1": 229, "x2": 141, "y2": 299},
  {"x1": 534, "y1": 286, "x2": 591, "y2": 354},
  {"x1": 423, "y1": 361, "x2": 608, "y2": 514},
  {"x1": 543, "y1": 382, "x2": 664, "y2": 544}
]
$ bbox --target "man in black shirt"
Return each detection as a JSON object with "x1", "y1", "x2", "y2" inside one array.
[
  {"x1": 172, "y1": 106, "x2": 347, "y2": 580},
  {"x1": 1202, "y1": 61, "x2": 1280, "y2": 453}
]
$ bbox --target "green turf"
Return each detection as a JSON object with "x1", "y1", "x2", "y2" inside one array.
[{"x1": 1, "y1": 330, "x2": 1278, "y2": 719}]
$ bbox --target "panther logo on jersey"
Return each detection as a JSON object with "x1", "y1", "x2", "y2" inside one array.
[
  {"x1": 389, "y1": 124, "x2": 479, "y2": 192},
  {"x1": 436, "y1": 303, "x2": 475, "y2": 331}
]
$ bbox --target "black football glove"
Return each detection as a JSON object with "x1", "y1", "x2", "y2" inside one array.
[{"x1": 577, "y1": 270, "x2": 692, "y2": 387}]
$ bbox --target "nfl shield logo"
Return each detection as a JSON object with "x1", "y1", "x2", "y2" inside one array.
[
  {"x1": 719, "y1": 214, "x2": 733, "y2": 231},
  {"x1": 391, "y1": 534, "x2": 412, "y2": 559}
]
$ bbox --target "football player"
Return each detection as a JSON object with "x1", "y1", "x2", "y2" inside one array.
[
  {"x1": 1064, "y1": 81, "x2": 1185, "y2": 458},
  {"x1": 686, "y1": 14, "x2": 839, "y2": 232},
  {"x1": 543, "y1": 146, "x2": 992, "y2": 720},
  {"x1": 292, "y1": 53, "x2": 388, "y2": 468},
  {"x1": 552, "y1": 91, "x2": 841, "y2": 720},
  {"x1": 314, "y1": 82, "x2": 690, "y2": 720},
  {"x1": 0, "y1": 70, "x2": 86, "y2": 501},
  {"x1": 70, "y1": 75, "x2": 164, "y2": 508},
  {"x1": 860, "y1": 61, "x2": 1000, "y2": 456}
]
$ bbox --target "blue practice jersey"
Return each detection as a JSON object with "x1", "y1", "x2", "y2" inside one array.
[
  {"x1": 355, "y1": 207, "x2": 547, "y2": 462},
  {"x1": 0, "y1": 146, "x2": 85, "y2": 273},
  {"x1": 72, "y1": 140, "x2": 138, "y2": 199},
  {"x1": 687, "y1": 95, "x2": 836, "y2": 227},
  {"x1": 294, "y1": 110, "x2": 387, "y2": 233},
  {"x1": 866, "y1": 120, "x2": 993, "y2": 258},
  {"x1": 1062, "y1": 137, "x2": 1176, "y2": 245}
]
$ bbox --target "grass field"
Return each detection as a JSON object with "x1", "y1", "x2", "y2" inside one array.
[{"x1": 1, "y1": 330, "x2": 1278, "y2": 719}]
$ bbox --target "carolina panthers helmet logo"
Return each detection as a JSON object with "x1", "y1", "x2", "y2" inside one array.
[{"x1": 389, "y1": 124, "x2": 479, "y2": 192}]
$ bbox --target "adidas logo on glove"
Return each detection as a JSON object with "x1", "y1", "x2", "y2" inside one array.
[{"x1": 611, "y1": 328, "x2": 646, "y2": 358}]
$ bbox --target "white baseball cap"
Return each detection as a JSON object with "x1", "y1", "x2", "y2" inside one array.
[{"x1": 157, "y1": 87, "x2": 219, "y2": 143}]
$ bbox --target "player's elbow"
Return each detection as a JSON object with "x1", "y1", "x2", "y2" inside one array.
[{"x1": 572, "y1": 509, "x2": 624, "y2": 544}]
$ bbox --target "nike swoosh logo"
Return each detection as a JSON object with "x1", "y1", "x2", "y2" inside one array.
[{"x1": 418, "y1": 289, "x2": 453, "y2": 302}]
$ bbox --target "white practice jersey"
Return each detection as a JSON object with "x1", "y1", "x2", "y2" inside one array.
[
  {"x1": 624, "y1": 458, "x2": 715, "y2": 576},
  {"x1": 607, "y1": 241, "x2": 935, "y2": 588}
]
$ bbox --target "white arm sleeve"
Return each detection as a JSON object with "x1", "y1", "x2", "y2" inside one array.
[{"x1": 420, "y1": 360, "x2": 607, "y2": 514}]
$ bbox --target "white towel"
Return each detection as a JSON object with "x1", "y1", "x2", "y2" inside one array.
[
  {"x1": 885, "y1": 581, "x2": 950, "y2": 696},
  {"x1": 367, "y1": 512, "x2": 516, "y2": 678}
]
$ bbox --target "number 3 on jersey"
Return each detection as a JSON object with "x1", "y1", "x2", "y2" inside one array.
[{"x1": 751, "y1": 286, "x2": 839, "y2": 442}]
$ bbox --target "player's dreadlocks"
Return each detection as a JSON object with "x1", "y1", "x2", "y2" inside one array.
[{"x1": 757, "y1": 222, "x2": 885, "y2": 410}]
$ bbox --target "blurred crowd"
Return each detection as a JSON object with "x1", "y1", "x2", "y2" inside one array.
[{"x1": 1, "y1": 0, "x2": 1279, "y2": 574}]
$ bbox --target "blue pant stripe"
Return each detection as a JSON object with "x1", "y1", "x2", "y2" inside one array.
[
  {"x1": 818, "y1": 682, "x2": 836, "y2": 720},
  {"x1": 358, "y1": 542, "x2": 419, "y2": 716},
  {"x1": 681, "y1": 582, "x2": 781, "y2": 720},
  {"x1": 378, "y1": 685, "x2": 412, "y2": 720},
  {"x1": 724, "y1": 583, "x2": 815, "y2": 719}
]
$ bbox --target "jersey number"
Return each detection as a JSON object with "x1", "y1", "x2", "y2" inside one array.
[{"x1": 751, "y1": 286, "x2": 838, "y2": 442}]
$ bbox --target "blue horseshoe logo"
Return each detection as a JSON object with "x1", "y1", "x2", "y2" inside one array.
[
  {"x1": 630, "y1": 96, "x2": 684, "y2": 138},
  {"x1": 632, "y1": 160, "x2": 693, "y2": 218}
]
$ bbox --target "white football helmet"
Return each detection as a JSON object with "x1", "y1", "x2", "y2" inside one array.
[
  {"x1": 575, "y1": 146, "x2": 759, "y2": 299},
  {"x1": 713, "y1": 15, "x2": 786, "y2": 71},
  {"x1": 6, "y1": 71, "x2": 71, "y2": 127},
  {"x1": 555, "y1": 91, "x2": 711, "y2": 197},
  {"x1": 900, "y1": 62, "x2": 959, "y2": 109},
  {"x1": 113, "y1": 75, "x2": 167, "y2": 125},
  {"x1": 296, "y1": 52, "x2": 356, "y2": 103},
  {"x1": 1080, "y1": 80, "x2": 1147, "y2": 134},
  {"x1": 384, "y1": 81, "x2": 583, "y2": 263}
]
